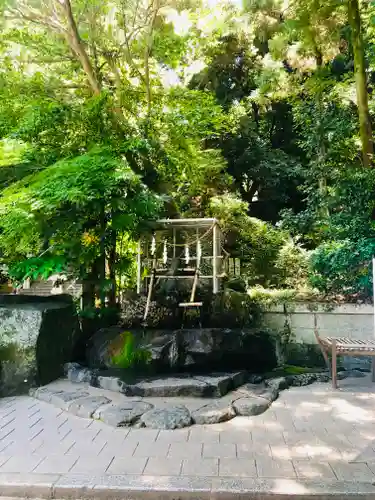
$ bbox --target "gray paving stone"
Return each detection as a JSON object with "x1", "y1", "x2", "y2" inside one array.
[
  {"x1": 219, "y1": 458, "x2": 257, "y2": 477},
  {"x1": 203, "y1": 443, "x2": 237, "y2": 459},
  {"x1": 33, "y1": 454, "x2": 79, "y2": 474},
  {"x1": 0, "y1": 454, "x2": 45, "y2": 473},
  {"x1": 256, "y1": 458, "x2": 296, "y2": 478},
  {"x1": 232, "y1": 396, "x2": 270, "y2": 416},
  {"x1": 188, "y1": 427, "x2": 220, "y2": 443},
  {"x1": 124, "y1": 428, "x2": 159, "y2": 444},
  {"x1": 168, "y1": 441, "x2": 202, "y2": 459},
  {"x1": 134, "y1": 441, "x2": 170, "y2": 458},
  {"x1": 156, "y1": 429, "x2": 189, "y2": 442},
  {"x1": 293, "y1": 460, "x2": 336, "y2": 479},
  {"x1": 143, "y1": 457, "x2": 183, "y2": 475},
  {"x1": 219, "y1": 430, "x2": 252, "y2": 444},
  {"x1": 68, "y1": 396, "x2": 111, "y2": 418},
  {"x1": 141, "y1": 405, "x2": 192, "y2": 429},
  {"x1": 237, "y1": 443, "x2": 271, "y2": 459},
  {"x1": 330, "y1": 462, "x2": 375, "y2": 481},
  {"x1": 191, "y1": 401, "x2": 236, "y2": 425},
  {"x1": 95, "y1": 401, "x2": 153, "y2": 427},
  {"x1": 69, "y1": 455, "x2": 114, "y2": 474},
  {"x1": 181, "y1": 458, "x2": 218, "y2": 476},
  {"x1": 106, "y1": 457, "x2": 148, "y2": 474}
]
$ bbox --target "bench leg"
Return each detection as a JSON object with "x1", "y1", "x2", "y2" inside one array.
[
  {"x1": 320, "y1": 345, "x2": 331, "y2": 377},
  {"x1": 331, "y1": 339, "x2": 337, "y2": 389},
  {"x1": 372, "y1": 357, "x2": 375, "y2": 383}
]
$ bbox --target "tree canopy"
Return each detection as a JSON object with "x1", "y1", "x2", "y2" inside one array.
[{"x1": 1, "y1": 0, "x2": 375, "y2": 304}]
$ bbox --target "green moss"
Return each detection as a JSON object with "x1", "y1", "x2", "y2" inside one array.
[
  {"x1": 265, "y1": 364, "x2": 325, "y2": 379},
  {"x1": 0, "y1": 342, "x2": 18, "y2": 362}
]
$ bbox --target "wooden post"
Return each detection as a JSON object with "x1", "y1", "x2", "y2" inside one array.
[
  {"x1": 373, "y1": 257, "x2": 375, "y2": 336},
  {"x1": 331, "y1": 339, "x2": 337, "y2": 389},
  {"x1": 213, "y1": 222, "x2": 218, "y2": 294},
  {"x1": 196, "y1": 228, "x2": 199, "y2": 266},
  {"x1": 173, "y1": 228, "x2": 176, "y2": 258},
  {"x1": 144, "y1": 257, "x2": 156, "y2": 322},
  {"x1": 314, "y1": 313, "x2": 331, "y2": 376},
  {"x1": 136, "y1": 240, "x2": 142, "y2": 294}
]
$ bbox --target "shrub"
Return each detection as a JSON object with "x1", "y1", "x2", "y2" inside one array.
[
  {"x1": 273, "y1": 238, "x2": 310, "y2": 289},
  {"x1": 309, "y1": 238, "x2": 375, "y2": 299},
  {"x1": 208, "y1": 193, "x2": 309, "y2": 289}
]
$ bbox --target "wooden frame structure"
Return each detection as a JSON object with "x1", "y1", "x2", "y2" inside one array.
[{"x1": 136, "y1": 218, "x2": 227, "y2": 320}]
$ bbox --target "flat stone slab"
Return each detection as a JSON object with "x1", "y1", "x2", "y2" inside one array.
[
  {"x1": 141, "y1": 405, "x2": 192, "y2": 429},
  {"x1": 32, "y1": 387, "x2": 90, "y2": 410},
  {"x1": 95, "y1": 401, "x2": 154, "y2": 426},
  {"x1": 68, "y1": 396, "x2": 111, "y2": 418},
  {"x1": 69, "y1": 363, "x2": 247, "y2": 398},
  {"x1": 191, "y1": 401, "x2": 236, "y2": 424},
  {"x1": 232, "y1": 396, "x2": 270, "y2": 416},
  {"x1": 133, "y1": 377, "x2": 211, "y2": 397}
]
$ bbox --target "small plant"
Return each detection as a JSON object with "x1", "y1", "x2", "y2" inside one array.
[{"x1": 110, "y1": 331, "x2": 151, "y2": 370}]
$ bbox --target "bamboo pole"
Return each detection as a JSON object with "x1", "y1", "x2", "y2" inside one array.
[
  {"x1": 213, "y1": 222, "x2": 218, "y2": 294},
  {"x1": 136, "y1": 240, "x2": 142, "y2": 294}
]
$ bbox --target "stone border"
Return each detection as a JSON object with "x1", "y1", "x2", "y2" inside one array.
[
  {"x1": 30, "y1": 367, "x2": 366, "y2": 429},
  {"x1": 1, "y1": 472, "x2": 375, "y2": 499}
]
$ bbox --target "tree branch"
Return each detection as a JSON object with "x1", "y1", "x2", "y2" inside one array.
[{"x1": 57, "y1": 0, "x2": 101, "y2": 95}]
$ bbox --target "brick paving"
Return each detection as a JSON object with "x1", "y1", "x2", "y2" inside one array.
[{"x1": 2, "y1": 374, "x2": 375, "y2": 496}]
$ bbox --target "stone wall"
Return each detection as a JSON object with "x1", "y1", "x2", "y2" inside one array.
[
  {"x1": 0, "y1": 294, "x2": 81, "y2": 396},
  {"x1": 262, "y1": 303, "x2": 374, "y2": 370}
]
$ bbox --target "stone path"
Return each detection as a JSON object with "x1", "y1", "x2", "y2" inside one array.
[
  {"x1": 31, "y1": 377, "x2": 279, "y2": 428},
  {"x1": 2, "y1": 375, "x2": 375, "y2": 498}
]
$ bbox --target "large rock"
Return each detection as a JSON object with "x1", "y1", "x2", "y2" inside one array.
[
  {"x1": 87, "y1": 327, "x2": 277, "y2": 373},
  {"x1": 232, "y1": 396, "x2": 270, "y2": 416},
  {"x1": 95, "y1": 401, "x2": 154, "y2": 426},
  {"x1": 141, "y1": 405, "x2": 192, "y2": 429},
  {"x1": 235, "y1": 383, "x2": 278, "y2": 403},
  {"x1": 192, "y1": 401, "x2": 236, "y2": 425},
  {"x1": 0, "y1": 294, "x2": 80, "y2": 396},
  {"x1": 69, "y1": 395, "x2": 111, "y2": 418}
]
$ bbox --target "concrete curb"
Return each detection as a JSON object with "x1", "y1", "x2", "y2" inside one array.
[{"x1": 1, "y1": 473, "x2": 375, "y2": 499}]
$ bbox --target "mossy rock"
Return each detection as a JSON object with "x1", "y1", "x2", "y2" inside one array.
[{"x1": 0, "y1": 295, "x2": 80, "y2": 396}]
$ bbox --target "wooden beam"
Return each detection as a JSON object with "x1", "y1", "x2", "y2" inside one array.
[
  {"x1": 136, "y1": 240, "x2": 142, "y2": 294},
  {"x1": 213, "y1": 222, "x2": 218, "y2": 294}
]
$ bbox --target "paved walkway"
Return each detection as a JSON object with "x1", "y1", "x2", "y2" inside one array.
[{"x1": 2, "y1": 375, "x2": 375, "y2": 498}]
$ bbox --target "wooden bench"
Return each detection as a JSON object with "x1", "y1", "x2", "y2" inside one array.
[{"x1": 314, "y1": 329, "x2": 375, "y2": 388}]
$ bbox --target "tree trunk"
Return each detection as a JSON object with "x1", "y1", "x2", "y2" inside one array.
[
  {"x1": 60, "y1": 0, "x2": 101, "y2": 95},
  {"x1": 348, "y1": 0, "x2": 373, "y2": 167},
  {"x1": 108, "y1": 226, "x2": 117, "y2": 308}
]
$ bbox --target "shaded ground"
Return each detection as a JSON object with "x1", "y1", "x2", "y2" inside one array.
[{"x1": 1, "y1": 375, "x2": 375, "y2": 494}]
